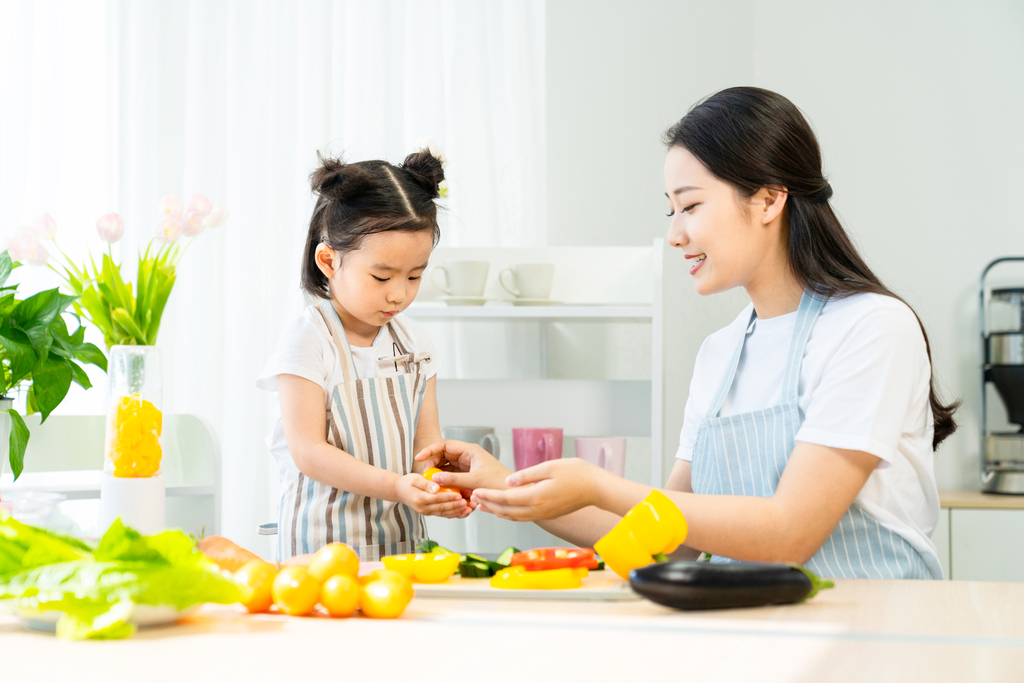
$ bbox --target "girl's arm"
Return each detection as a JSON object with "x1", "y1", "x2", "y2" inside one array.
[
  {"x1": 471, "y1": 441, "x2": 879, "y2": 564},
  {"x1": 278, "y1": 373, "x2": 468, "y2": 518},
  {"x1": 410, "y1": 377, "x2": 442, "y2": 474}
]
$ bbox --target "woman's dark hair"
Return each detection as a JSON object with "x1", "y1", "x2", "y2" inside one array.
[
  {"x1": 301, "y1": 150, "x2": 445, "y2": 298},
  {"x1": 663, "y1": 86, "x2": 958, "y2": 449}
]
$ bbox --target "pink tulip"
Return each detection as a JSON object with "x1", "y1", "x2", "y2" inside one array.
[
  {"x1": 26, "y1": 241, "x2": 48, "y2": 266},
  {"x1": 203, "y1": 204, "x2": 229, "y2": 228},
  {"x1": 186, "y1": 193, "x2": 213, "y2": 219},
  {"x1": 31, "y1": 213, "x2": 57, "y2": 240},
  {"x1": 6, "y1": 227, "x2": 39, "y2": 263},
  {"x1": 181, "y1": 210, "x2": 205, "y2": 237},
  {"x1": 157, "y1": 195, "x2": 183, "y2": 219},
  {"x1": 96, "y1": 213, "x2": 124, "y2": 243},
  {"x1": 154, "y1": 217, "x2": 182, "y2": 243}
]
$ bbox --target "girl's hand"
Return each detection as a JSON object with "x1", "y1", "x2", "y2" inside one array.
[
  {"x1": 395, "y1": 472, "x2": 471, "y2": 519},
  {"x1": 470, "y1": 459, "x2": 603, "y2": 522}
]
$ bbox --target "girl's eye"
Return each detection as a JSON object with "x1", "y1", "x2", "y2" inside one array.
[
  {"x1": 372, "y1": 275, "x2": 389, "y2": 282},
  {"x1": 409, "y1": 276, "x2": 421, "y2": 281}
]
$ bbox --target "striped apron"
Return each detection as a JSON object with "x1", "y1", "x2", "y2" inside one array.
[
  {"x1": 691, "y1": 290, "x2": 938, "y2": 579},
  {"x1": 278, "y1": 299, "x2": 428, "y2": 562}
]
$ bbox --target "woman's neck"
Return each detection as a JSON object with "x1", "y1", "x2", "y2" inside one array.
[
  {"x1": 330, "y1": 298, "x2": 381, "y2": 347},
  {"x1": 745, "y1": 260, "x2": 805, "y2": 320}
]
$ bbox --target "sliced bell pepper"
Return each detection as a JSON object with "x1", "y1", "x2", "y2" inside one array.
[
  {"x1": 490, "y1": 565, "x2": 588, "y2": 590},
  {"x1": 381, "y1": 551, "x2": 461, "y2": 583},
  {"x1": 593, "y1": 490, "x2": 688, "y2": 579},
  {"x1": 510, "y1": 547, "x2": 599, "y2": 571}
]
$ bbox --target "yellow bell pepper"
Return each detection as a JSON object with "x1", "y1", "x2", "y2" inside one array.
[
  {"x1": 594, "y1": 490, "x2": 688, "y2": 579},
  {"x1": 381, "y1": 551, "x2": 460, "y2": 583},
  {"x1": 105, "y1": 394, "x2": 163, "y2": 478},
  {"x1": 489, "y1": 565, "x2": 588, "y2": 590}
]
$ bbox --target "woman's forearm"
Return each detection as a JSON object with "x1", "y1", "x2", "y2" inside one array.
[{"x1": 536, "y1": 506, "x2": 623, "y2": 548}]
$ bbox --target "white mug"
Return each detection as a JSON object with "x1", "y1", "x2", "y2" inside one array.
[
  {"x1": 498, "y1": 263, "x2": 555, "y2": 299},
  {"x1": 431, "y1": 261, "x2": 489, "y2": 297}
]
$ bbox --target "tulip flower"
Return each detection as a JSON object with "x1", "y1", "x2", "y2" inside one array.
[
  {"x1": 157, "y1": 195, "x2": 183, "y2": 219},
  {"x1": 186, "y1": 193, "x2": 213, "y2": 219},
  {"x1": 96, "y1": 213, "x2": 124, "y2": 243},
  {"x1": 203, "y1": 204, "x2": 229, "y2": 228},
  {"x1": 32, "y1": 213, "x2": 57, "y2": 240},
  {"x1": 154, "y1": 217, "x2": 182, "y2": 243},
  {"x1": 181, "y1": 210, "x2": 205, "y2": 237}
]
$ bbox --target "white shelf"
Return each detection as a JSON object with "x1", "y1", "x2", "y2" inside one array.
[
  {"x1": 0, "y1": 470, "x2": 214, "y2": 500},
  {"x1": 405, "y1": 304, "x2": 653, "y2": 321}
]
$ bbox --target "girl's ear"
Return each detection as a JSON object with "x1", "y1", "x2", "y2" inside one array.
[
  {"x1": 759, "y1": 186, "x2": 788, "y2": 226},
  {"x1": 314, "y1": 243, "x2": 338, "y2": 279}
]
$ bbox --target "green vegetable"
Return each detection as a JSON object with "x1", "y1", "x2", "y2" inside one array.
[
  {"x1": 0, "y1": 516, "x2": 244, "y2": 639},
  {"x1": 495, "y1": 547, "x2": 518, "y2": 566},
  {"x1": 456, "y1": 547, "x2": 521, "y2": 578},
  {"x1": 458, "y1": 561, "x2": 492, "y2": 578}
]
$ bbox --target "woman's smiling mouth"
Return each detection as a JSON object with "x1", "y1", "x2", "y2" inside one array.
[{"x1": 685, "y1": 253, "x2": 706, "y2": 275}]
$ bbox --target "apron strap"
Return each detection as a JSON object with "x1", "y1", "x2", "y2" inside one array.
[
  {"x1": 316, "y1": 299, "x2": 361, "y2": 382},
  {"x1": 780, "y1": 290, "x2": 828, "y2": 404},
  {"x1": 378, "y1": 317, "x2": 432, "y2": 374},
  {"x1": 707, "y1": 306, "x2": 757, "y2": 419}
]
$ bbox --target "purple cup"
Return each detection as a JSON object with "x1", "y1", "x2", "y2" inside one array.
[{"x1": 512, "y1": 428, "x2": 563, "y2": 471}]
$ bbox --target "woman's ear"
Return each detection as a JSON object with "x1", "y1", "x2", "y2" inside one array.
[
  {"x1": 314, "y1": 243, "x2": 338, "y2": 279},
  {"x1": 759, "y1": 186, "x2": 788, "y2": 225}
]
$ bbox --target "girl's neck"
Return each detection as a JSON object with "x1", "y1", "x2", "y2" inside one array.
[{"x1": 330, "y1": 298, "x2": 381, "y2": 347}]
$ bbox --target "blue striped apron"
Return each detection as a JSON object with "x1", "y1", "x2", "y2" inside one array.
[
  {"x1": 691, "y1": 290, "x2": 937, "y2": 579},
  {"x1": 277, "y1": 299, "x2": 428, "y2": 562}
]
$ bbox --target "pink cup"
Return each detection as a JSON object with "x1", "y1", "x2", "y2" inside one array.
[
  {"x1": 574, "y1": 438, "x2": 626, "y2": 478},
  {"x1": 512, "y1": 428, "x2": 563, "y2": 471}
]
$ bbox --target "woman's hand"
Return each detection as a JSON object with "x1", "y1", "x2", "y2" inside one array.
[
  {"x1": 415, "y1": 440, "x2": 512, "y2": 492},
  {"x1": 394, "y1": 472, "x2": 470, "y2": 518},
  {"x1": 470, "y1": 459, "x2": 604, "y2": 522}
]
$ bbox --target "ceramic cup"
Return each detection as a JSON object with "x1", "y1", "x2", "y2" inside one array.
[
  {"x1": 574, "y1": 437, "x2": 626, "y2": 478},
  {"x1": 512, "y1": 427, "x2": 563, "y2": 471},
  {"x1": 498, "y1": 263, "x2": 555, "y2": 299},
  {"x1": 441, "y1": 426, "x2": 500, "y2": 459},
  {"x1": 431, "y1": 261, "x2": 490, "y2": 297}
]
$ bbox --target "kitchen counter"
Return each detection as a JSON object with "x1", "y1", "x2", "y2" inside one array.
[
  {"x1": 939, "y1": 489, "x2": 1024, "y2": 509},
  {"x1": 3, "y1": 578, "x2": 1022, "y2": 682}
]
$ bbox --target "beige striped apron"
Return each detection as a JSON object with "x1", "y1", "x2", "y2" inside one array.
[{"x1": 278, "y1": 299, "x2": 429, "y2": 561}]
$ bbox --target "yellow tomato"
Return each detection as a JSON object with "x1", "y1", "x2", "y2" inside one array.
[
  {"x1": 411, "y1": 552, "x2": 460, "y2": 583},
  {"x1": 422, "y1": 468, "x2": 459, "y2": 494},
  {"x1": 272, "y1": 566, "x2": 320, "y2": 616},
  {"x1": 234, "y1": 560, "x2": 278, "y2": 614},
  {"x1": 307, "y1": 543, "x2": 359, "y2": 583},
  {"x1": 360, "y1": 578, "x2": 412, "y2": 619},
  {"x1": 359, "y1": 569, "x2": 414, "y2": 603},
  {"x1": 320, "y1": 574, "x2": 360, "y2": 618}
]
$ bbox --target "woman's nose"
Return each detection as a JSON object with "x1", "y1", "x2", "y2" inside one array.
[{"x1": 667, "y1": 219, "x2": 687, "y2": 249}]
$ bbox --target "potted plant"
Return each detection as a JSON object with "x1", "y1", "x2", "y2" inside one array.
[{"x1": 0, "y1": 250, "x2": 107, "y2": 483}]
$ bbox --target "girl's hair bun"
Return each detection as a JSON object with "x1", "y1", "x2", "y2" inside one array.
[
  {"x1": 309, "y1": 152, "x2": 373, "y2": 202},
  {"x1": 401, "y1": 150, "x2": 445, "y2": 198}
]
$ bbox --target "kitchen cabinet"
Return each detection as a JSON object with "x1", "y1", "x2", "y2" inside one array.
[{"x1": 938, "y1": 490, "x2": 1024, "y2": 581}]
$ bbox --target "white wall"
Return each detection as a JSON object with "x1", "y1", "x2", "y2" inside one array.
[{"x1": 546, "y1": 0, "x2": 1024, "y2": 490}]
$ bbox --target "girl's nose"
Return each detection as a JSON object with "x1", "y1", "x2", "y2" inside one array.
[{"x1": 386, "y1": 284, "x2": 405, "y2": 304}]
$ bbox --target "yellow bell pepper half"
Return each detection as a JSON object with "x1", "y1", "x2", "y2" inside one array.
[
  {"x1": 105, "y1": 394, "x2": 163, "y2": 478},
  {"x1": 489, "y1": 565, "x2": 588, "y2": 590},
  {"x1": 381, "y1": 551, "x2": 460, "y2": 584},
  {"x1": 593, "y1": 490, "x2": 688, "y2": 579}
]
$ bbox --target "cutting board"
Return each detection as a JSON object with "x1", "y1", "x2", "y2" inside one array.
[{"x1": 412, "y1": 572, "x2": 641, "y2": 601}]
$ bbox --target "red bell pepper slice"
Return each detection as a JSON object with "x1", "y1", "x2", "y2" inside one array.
[{"x1": 510, "y1": 547, "x2": 599, "y2": 571}]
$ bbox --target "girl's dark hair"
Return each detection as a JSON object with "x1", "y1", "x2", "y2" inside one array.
[
  {"x1": 664, "y1": 86, "x2": 958, "y2": 449},
  {"x1": 301, "y1": 150, "x2": 445, "y2": 298}
]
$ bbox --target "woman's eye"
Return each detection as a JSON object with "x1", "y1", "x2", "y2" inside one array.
[
  {"x1": 372, "y1": 275, "x2": 389, "y2": 282},
  {"x1": 666, "y1": 208, "x2": 675, "y2": 217},
  {"x1": 682, "y1": 203, "x2": 698, "y2": 213}
]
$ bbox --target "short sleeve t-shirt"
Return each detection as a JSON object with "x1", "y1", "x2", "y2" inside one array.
[
  {"x1": 256, "y1": 305, "x2": 440, "y2": 485},
  {"x1": 675, "y1": 292, "x2": 941, "y2": 575}
]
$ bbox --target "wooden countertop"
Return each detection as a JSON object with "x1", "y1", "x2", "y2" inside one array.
[
  {"x1": 3, "y1": 578, "x2": 1023, "y2": 682},
  {"x1": 940, "y1": 489, "x2": 1024, "y2": 509}
]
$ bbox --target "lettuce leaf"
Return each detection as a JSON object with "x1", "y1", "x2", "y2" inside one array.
[{"x1": 0, "y1": 516, "x2": 244, "y2": 639}]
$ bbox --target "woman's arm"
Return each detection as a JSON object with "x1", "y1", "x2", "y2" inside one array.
[
  {"x1": 278, "y1": 373, "x2": 467, "y2": 518},
  {"x1": 411, "y1": 377, "x2": 442, "y2": 474},
  {"x1": 472, "y1": 441, "x2": 879, "y2": 564}
]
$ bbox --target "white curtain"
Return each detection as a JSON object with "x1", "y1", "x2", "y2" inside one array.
[{"x1": 0, "y1": 0, "x2": 546, "y2": 552}]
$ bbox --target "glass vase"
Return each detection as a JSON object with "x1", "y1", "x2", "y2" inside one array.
[{"x1": 104, "y1": 346, "x2": 163, "y2": 478}]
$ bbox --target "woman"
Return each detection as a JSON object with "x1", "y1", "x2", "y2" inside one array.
[{"x1": 418, "y1": 87, "x2": 957, "y2": 579}]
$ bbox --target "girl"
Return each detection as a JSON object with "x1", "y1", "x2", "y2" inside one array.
[
  {"x1": 419, "y1": 87, "x2": 957, "y2": 579},
  {"x1": 258, "y1": 150, "x2": 469, "y2": 562}
]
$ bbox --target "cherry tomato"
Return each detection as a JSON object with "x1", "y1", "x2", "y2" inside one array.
[
  {"x1": 234, "y1": 560, "x2": 278, "y2": 614},
  {"x1": 272, "y1": 566, "x2": 320, "y2": 616},
  {"x1": 320, "y1": 574, "x2": 361, "y2": 618},
  {"x1": 423, "y1": 467, "x2": 459, "y2": 494},
  {"x1": 360, "y1": 578, "x2": 412, "y2": 619},
  {"x1": 307, "y1": 542, "x2": 360, "y2": 583},
  {"x1": 359, "y1": 568, "x2": 414, "y2": 603}
]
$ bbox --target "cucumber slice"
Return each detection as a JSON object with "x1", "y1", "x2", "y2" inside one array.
[
  {"x1": 465, "y1": 553, "x2": 489, "y2": 564},
  {"x1": 458, "y1": 561, "x2": 492, "y2": 578},
  {"x1": 495, "y1": 546, "x2": 520, "y2": 567}
]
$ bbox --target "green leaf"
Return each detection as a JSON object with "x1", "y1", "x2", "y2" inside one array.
[
  {"x1": 68, "y1": 361, "x2": 91, "y2": 389},
  {"x1": 26, "y1": 356, "x2": 72, "y2": 422},
  {"x1": 0, "y1": 251, "x2": 13, "y2": 288},
  {"x1": 73, "y1": 342, "x2": 107, "y2": 373},
  {"x1": 110, "y1": 308, "x2": 147, "y2": 345},
  {"x1": 7, "y1": 408, "x2": 29, "y2": 481},
  {"x1": 11, "y1": 288, "x2": 62, "y2": 329},
  {"x1": 0, "y1": 327, "x2": 38, "y2": 386}
]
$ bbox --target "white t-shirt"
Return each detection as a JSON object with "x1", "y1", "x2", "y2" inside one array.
[
  {"x1": 675, "y1": 292, "x2": 941, "y2": 572},
  {"x1": 256, "y1": 305, "x2": 441, "y2": 485}
]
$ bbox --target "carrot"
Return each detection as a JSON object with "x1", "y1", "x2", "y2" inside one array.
[{"x1": 196, "y1": 535, "x2": 266, "y2": 572}]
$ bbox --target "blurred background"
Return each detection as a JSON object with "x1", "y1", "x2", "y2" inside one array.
[{"x1": 2, "y1": 0, "x2": 1023, "y2": 554}]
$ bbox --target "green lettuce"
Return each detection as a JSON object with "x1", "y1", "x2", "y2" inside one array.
[{"x1": 0, "y1": 516, "x2": 244, "y2": 639}]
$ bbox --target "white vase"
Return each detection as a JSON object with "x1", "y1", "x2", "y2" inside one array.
[{"x1": 0, "y1": 396, "x2": 12, "y2": 485}]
